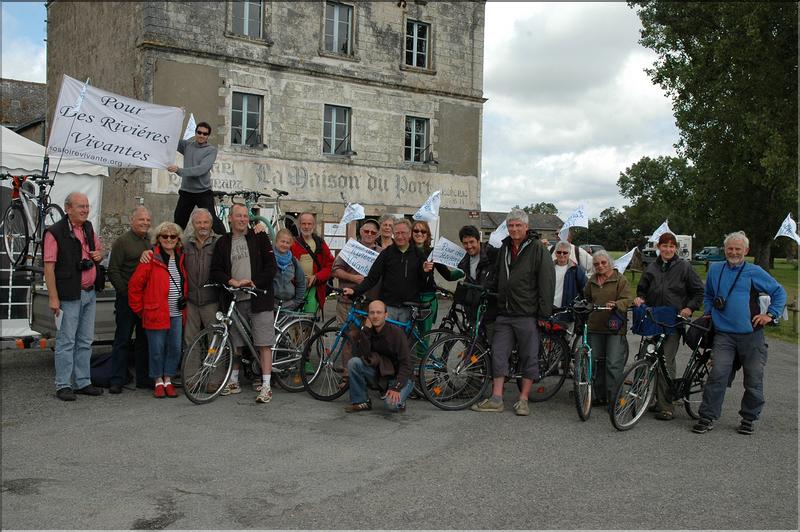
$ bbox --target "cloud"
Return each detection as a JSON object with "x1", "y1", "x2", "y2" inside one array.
[
  {"x1": 480, "y1": 2, "x2": 680, "y2": 219},
  {"x1": 1, "y1": 4, "x2": 46, "y2": 83}
]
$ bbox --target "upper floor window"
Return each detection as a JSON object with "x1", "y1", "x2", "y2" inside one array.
[
  {"x1": 405, "y1": 20, "x2": 430, "y2": 69},
  {"x1": 232, "y1": 1, "x2": 263, "y2": 38},
  {"x1": 323, "y1": 105, "x2": 352, "y2": 155},
  {"x1": 231, "y1": 92, "x2": 262, "y2": 146},
  {"x1": 405, "y1": 116, "x2": 429, "y2": 162},
  {"x1": 324, "y1": 2, "x2": 353, "y2": 55}
]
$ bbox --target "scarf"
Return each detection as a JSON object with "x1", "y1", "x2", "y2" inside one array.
[{"x1": 275, "y1": 249, "x2": 292, "y2": 272}]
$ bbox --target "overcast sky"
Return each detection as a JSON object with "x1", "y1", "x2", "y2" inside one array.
[{"x1": 2, "y1": 2, "x2": 679, "y2": 219}]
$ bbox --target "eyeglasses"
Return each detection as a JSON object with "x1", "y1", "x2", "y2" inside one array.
[
  {"x1": 593, "y1": 261, "x2": 608, "y2": 266},
  {"x1": 361, "y1": 229, "x2": 378, "y2": 235},
  {"x1": 195, "y1": 130, "x2": 210, "y2": 136},
  {"x1": 412, "y1": 229, "x2": 428, "y2": 234},
  {"x1": 555, "y1": 251, "x2": 569, "y2": 255},
  {"x1": 160, "y1": 234, "x2": 179, "y2": 240}
]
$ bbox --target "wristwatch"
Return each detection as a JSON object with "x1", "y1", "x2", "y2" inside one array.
[{"x1": 767, "y1": 312, "x2": 778, "y2": 322}]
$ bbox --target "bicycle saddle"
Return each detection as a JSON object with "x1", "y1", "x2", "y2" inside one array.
[{"x1": 273, "y1": 188, "x2": 289, "y2": 196}]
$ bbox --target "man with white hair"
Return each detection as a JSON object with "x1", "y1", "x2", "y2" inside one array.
[
  {"x1": 471, "y1": 208, "x2": 555, "y2": 416},
  {"x1": 108, "y1": 205, "x2": 153, "y2": 393},
  {"x1": 183, "y1": 208, "x2": 221, "y2": 345},
  {"x1": 692, "y1": 231, "x2": 786, "y2": 435}
]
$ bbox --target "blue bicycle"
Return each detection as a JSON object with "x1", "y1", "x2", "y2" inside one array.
[{"x1": 300, "y1": 288, "x2": 440, "y2": 401}]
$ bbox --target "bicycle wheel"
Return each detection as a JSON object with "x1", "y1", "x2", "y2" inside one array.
[
  {"x1": 301, "y1": 326, "x2": 350, "y2": 401},
  {"x1": 251, "y1": 215, "x2": 275, "y2": 241},
  {"x1": 273, "y1": 318, "x2": 316, "y2": 392},
  {"x1": 573, "y1": 345, "x2": 593, "y2": 421},
  {"x1": 528, "y1": 335, "x2": 569, "y2": 402},
  {"x1": 611, "y1": 359, "x2": 656, "y2": 431},
  {"x1": 3, "y1": 203, "x2": 29, "y2": 266},
  {"x1": 683, "y1": 353, "x2": 711, "y2": 419},
  {"x1": 281, "y1": 213, "x2": 299, "y2": 238},
  {"x1": 420, "y1": 334, "x2": 491, "y2": 411},
  {"x1": 42, "y1": 203, "x2": 65, "y2": 228},
  {"x1": 409, "y1": 327, "x2": 451, "y2": 398},
  {"x1": 181, "y1": 327, "x2": 234, "y2": 404}
]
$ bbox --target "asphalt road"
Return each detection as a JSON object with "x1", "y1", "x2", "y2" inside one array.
[{"x1": 2, "y1": 318, "x2": 797, "y2": 529}]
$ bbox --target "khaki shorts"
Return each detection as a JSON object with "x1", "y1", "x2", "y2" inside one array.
[{"x1": 229, "y1": 300, "x2": 275, "y2": 348}]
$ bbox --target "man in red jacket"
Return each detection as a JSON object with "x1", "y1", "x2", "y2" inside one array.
[{"x1": 291, "y1": 212, "x2": 334, "y2": 314}]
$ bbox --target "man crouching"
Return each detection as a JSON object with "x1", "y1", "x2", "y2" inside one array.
[{"x1": 345, "y1": 300, "x2": 414, "y2": 413}]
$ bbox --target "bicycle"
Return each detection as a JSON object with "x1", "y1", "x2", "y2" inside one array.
[
  {"x1": 1, "y1": 169, "x2": 64, "y2": 268},
  {"x1": 181, "y1": 284, "x2": 318, "y2": 404},
  {"x1": 570, "y1": 298, "x2": 615, "y2": 421},
  {"x1": 256, "y1": 188, "x2": 298, "y2": 240},
  {"x1": 212, "y1": 190, "x2": 272, "y2": 235},
  {"x1": 299, "y1": 288, "x2": 441, "y2": 401},
  {"x1": 610, "y1": 308, "x2": 712, "y2": 431},
  {"x1": 418, "y1": 284, "x2": 572, "y2": 410}
]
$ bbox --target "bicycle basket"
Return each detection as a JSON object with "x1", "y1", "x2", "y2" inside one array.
[
  {"x1": 632, "y1": 305, "x2": 678, "y2": 336},
  {"x1": 684, "y1": 315, "x2": 714, "y2": 350}
]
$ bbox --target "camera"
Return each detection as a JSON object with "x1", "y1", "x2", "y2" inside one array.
[
  {"x1": 713, "y1": 296, "x2": 726, "y2": 311},
  {"x1": 176, "y1": 295, "x2": 187, "y2": 310},
  {"x1": 78, "y1": 258, "x2": 95, "y2": 271}
]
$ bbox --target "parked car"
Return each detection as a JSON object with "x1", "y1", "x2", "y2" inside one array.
[
  {"x1": 580, "y1": 244, "x2": 605, "y2": 255},
  {"x1": 693, "y1": 246, "x2": 725, "y2": 262},
  {"x1": 641, "y1": 247, "x2": 658, "y2": 267}
]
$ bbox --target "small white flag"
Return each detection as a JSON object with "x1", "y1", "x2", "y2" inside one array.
[
  {"x1": 558, "y1": 203, "x2": 589, "y2": 241},
  {"x1": 774, "y1": 213, "x2": 800, "y2": 245},
  {"x1": 183, "y1": 113, "x2": 197, "y2": 141},
  {"x1": 339, "y1": 203, "x2": 365, "y2": 228},
  {"x1": 648, "y1": 220, "x2": 673, "y2": 243},
  {"x1": 429, "y1": 237, "x2": 467, "y2": 271},
  {"x1": 615, "y1": 247, "x2": 638, "y2": 275},
  {"x1": 413, "y1": 190, "x2": 441, "y2": 222},
  {"x1": 488, "y1": 220, "x2": 508, "y2": 248}
]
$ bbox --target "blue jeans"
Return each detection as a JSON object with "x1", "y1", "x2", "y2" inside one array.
[
  {"x1": 347, "y1": 356, "x2": 414, "y2": 411},
  {"x1": 145, "y1": 316, "x2": 183, "y2": 378},
  {"x1": 54, "y1": 290, "x2": 96, "y2": 391},
  {"x1": 699, "y1": 330, "x2": 768, "y2": 422},
  {"x1": 110, "y1": 294, "x2": 148, "y2": 386}
]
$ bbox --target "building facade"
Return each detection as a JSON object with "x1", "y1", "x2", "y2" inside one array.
[
  {"x1": 47, "y1": 1, "x2": 485, "y2": 245},
  {"x1": 1, "y1": 78, "x2": 47, "y2": 144}
]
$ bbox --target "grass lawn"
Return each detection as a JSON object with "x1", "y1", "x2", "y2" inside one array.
[{"x1": 608, "y1": 252, "x2": 799, "y2": 345}]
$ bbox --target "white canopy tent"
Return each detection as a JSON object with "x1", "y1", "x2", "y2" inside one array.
[{"x1": 0, "y1": 126, "x2": 108, "y2": 338}]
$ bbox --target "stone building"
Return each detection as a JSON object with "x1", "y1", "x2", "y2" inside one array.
[
  {"x1": 1, "y1": 78, "x2": 47, "y2": 144},
  {"x1": 481, "y1": 211, "x2": 564, "y2": 243},
  {"x1": 46, "y1": 1, "x2": 485, "y2": 245}
]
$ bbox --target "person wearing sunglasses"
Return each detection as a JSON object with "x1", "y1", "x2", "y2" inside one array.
[
  {"x1": 167, "y1": 121, "x2": 226, "y2": 236},
  {"x1": 128, "y1": 222, "x2": 188, "y2": 399},
  {"x1": 552, "y1": 240, "x2": 587, "y2": 310}
]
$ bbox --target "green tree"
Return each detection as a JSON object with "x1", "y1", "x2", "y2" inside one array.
[
  {"x1": 518, "y1": 202, "x2": 559, "y2": 215},
  {"x1": 630, "y1": 1, "x2": 798, "y2": 268}
]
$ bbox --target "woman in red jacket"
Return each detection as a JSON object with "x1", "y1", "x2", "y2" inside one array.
[{"x1": 128, "y1": 222, "x2": 188, "y2": 398}]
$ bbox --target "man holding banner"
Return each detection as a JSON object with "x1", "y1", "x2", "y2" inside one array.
[{"x1": 168, "y1": 121, "x2": 226, "y2": 236}]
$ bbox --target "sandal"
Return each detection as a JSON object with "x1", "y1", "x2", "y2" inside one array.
[
  {"x1": 655, "y1": 410, "x2": 674, "y2": 421},
  {"x1": 338, "y1": 375, "x2": 349, "y2": 391}
]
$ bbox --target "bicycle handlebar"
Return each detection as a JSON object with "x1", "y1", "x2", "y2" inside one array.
[
  {"x1": 644, "y1": 308, "x2": 710, "y2": 333},
  {"x1": 1, "y1": 173, "x2": 54, "y2": 186},
  {"x1": 202, "y1": 282, "x2": 268, "y2": 297}
]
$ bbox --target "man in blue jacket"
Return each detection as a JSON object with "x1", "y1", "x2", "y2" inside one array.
[{"x1": 692, "y1": 231, "x2": 786, "y2": 435}]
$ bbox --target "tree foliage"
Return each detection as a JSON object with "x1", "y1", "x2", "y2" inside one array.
[
  {"x1": 516, "y1": 202, "x2": 559, "y2": 215},
  {"x1": 629, "y1": 1, "x2": 798, "y2": 267}
]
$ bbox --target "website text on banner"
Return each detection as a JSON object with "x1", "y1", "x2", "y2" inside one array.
[
  {"x1": 430, "y1": 237, "x2": 466, "y2": 271},
  {"x1": 47, "y1": 74, "x2": 184, "y2": 169},
  {"x1": 339, "y1": 239, "x2": 380, "y2": 276}
]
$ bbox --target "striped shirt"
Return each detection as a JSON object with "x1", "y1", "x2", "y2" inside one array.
[{"x1": 167, "y1": 256, "x2": 182, "y2": 317}]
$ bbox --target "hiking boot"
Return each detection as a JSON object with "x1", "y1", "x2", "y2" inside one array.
[
  {"x1": 255, "y1": 387, "x2": 273, "y2": 403},
  {"x1": 220, "y1": 382, "x2": 242, "y2": 396},
  {"x1": 513, "y1": 400, "x2": 530, "y2": 416},
  {"x1": 692, "y1": 418, "x2": 714, "y2": 434},
  {"x1": 470, "y1": 398, "x2": 504, "y2": 413},
  {"x1": 737, "y1": 418, "x2": 755, "y2": 435}
]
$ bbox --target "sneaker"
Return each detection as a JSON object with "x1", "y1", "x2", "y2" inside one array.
[
  {"x1": 255, "y1": 387, "x2": 272, "y2": 403},
  {"x1": 252, "y1": 382, "x2": 263, "y2": 392},
  {"x1": 344, "y1": 400, "x2": 372, "y2": 413},
  {"x1": 655, "y1": 410, "x2": 674, "y2": 421},
  {"x1": 164, "y1": 383, "x2": 177, "y2": 398},
  {"x1": 56, "y1": 387, "x2": 76, "y2": 401},
  {"x1": 692, "y1": 418, "x2": 714, "y2": 434},
  {"x1": 470, "y1": 398, "x2": 504, "y2": 413},
  {"x1": 75, "y1": 385, "x2": 103, "y2": 396},
  {"x1": 737, "y1": 419, "x2": 755, "y2": 435},
  {"x1": 154, "y1": 384, "x2": 166, "y2": 399},
  {"x1": 220, "y1": 382, "x2": 242, "y2": 396},
  {"x1": 513, "y1": 400, "x2": 530, "y2": 416}
]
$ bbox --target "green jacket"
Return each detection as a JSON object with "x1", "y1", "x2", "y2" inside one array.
[
  {"x1": 584, "y1": 270, "x2": 633, "y2": 334},
  {"x1": 108, "y1": 229, "x2": 150, "y2": 295},
  {"x1": 492, "y1": 235, "x2": 555, "y2": 319}
]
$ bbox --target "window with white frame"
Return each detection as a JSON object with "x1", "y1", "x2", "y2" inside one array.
[
  {"x1": 231, "y1": 92, "x2": 262, "y2": 146},
  {"x1": 404, "y1": 116, "x2": 429, "y2": 162},
  {"x1": 323, "y1": 105, "x2": 352, "y2": 155},
  {"x1": 324, "y1": 2, "x2": 353, "y2": 55},
  {"x1": 405, "y1": 20, "x2": 430, "y2": 68},
  {"x1": 232, "y1": 1, "x2": 263, "y2": 38}
]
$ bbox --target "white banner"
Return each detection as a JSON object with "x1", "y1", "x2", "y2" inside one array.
[
  {"x1": 338, "y1": 239, "x2": 380, "y2": 276},
  {"x1": 413, "y1": 190, "x2": 441, "y2": 222},
  {"x1": 488, "y1": 220, "x2": 508, "y2": 248},
  {"x1": 648, "y1": 220, "x2": 673, "y2": 243},
  {"x1": 182, "y1": 113, "x2": 197, "y2": 141},
  {"x1": 774, "y1": 213, "x2": 800, "y2": 245},
  {"x1": 47, "y1": 74, "x2": 184, "y2": 169},
  {"x1": 339, "y1": 203, "x2": 365, "y2": 228},
  {"x1": 558, "y1": 203, "x2": 589, "y2": 241},
  {"x1": 430, "y1": 237, "x2": 466, "y2": 271},
  {"x1": 615, "y1": 247, "x2": 637, "y2": 275}
]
